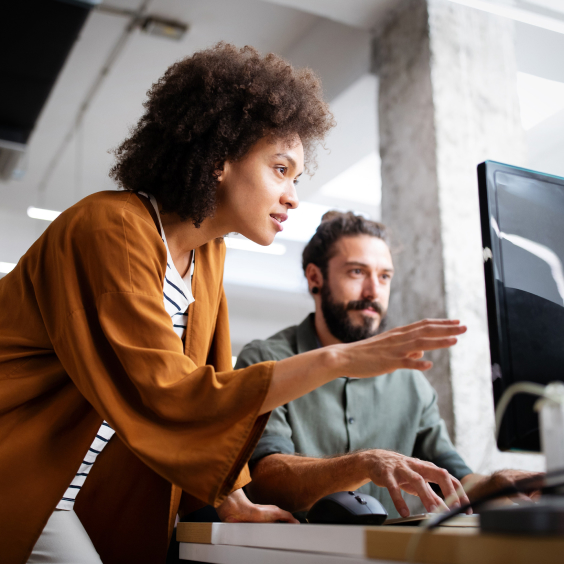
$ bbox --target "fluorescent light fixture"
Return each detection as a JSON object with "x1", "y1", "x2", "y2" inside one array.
[
  {"x1": 224, "y1": 237, "x2": 286, "y2": 255},
  {"x1": 318, "y1": 152, "x2": 382, "y2": 206},
  {"x1": 447, "y1": 0, "x2": 564, "y2": 34},
  {"x1": 0, "y1": 262, "x2": 16, "y2": 274},
  {"x1": 517, "y1": 72, "x2": 564, "y2": 130},
  {"x1": 27, "y1": 207, "x2": 61, "y2": 221}
]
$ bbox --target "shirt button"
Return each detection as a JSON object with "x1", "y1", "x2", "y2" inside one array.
[{"x1": 348, "y1": 417, "x2": 355, "y2": 424}]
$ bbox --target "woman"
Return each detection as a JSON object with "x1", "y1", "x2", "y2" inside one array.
[{"x1": 0, "y1": 44, "x2": 466, "y2": 564}]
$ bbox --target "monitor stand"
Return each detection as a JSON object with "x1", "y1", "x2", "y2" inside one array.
[{"x1": 481, "y1": 383, "x2": 564, "y2": 535}]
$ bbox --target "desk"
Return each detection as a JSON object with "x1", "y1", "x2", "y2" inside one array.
[{"x1": 177, "y1": 522, "x2": 564, "y2": 563}]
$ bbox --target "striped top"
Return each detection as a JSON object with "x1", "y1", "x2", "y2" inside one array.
[{"x1": 56, "y1": 193, "x2": 195, "y2": 510}]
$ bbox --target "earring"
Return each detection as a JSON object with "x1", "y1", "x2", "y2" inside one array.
[{"x1": 311, "y1": 287, "x2": 319, "y2": 294}]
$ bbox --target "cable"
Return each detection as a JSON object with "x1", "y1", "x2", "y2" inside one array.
[
  {"x1": 494, "y1": 382, "x2": 548, "y2": 441},
  {"x1": 404, "y1": 381, "x2": 564, "y2": 562},
  {"x1": 404, "y1": 468, "x2": 564, "y2": 562}
]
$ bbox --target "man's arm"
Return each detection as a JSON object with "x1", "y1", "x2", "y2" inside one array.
[
  {"x1": 247, "y1": 450, "x2": 469, "y2": 518},
  {"x1": 461, "y1": 470, "x2": 542, "y2": 503}
]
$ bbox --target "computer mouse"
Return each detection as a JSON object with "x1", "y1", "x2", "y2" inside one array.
[{"x1": 306, "y1": 491, "x2": 388, "y2": 525}]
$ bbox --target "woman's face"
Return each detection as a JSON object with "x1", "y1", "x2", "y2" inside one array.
[{"x1": 215, "y1": 135, "x2": 303, "y2": 246}]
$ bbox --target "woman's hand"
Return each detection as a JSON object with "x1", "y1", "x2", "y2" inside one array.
[
  {"x1": 216, "y1": 488, "x2": 299, "y2": 523},
  {"x1": 261, "y1": 318, "x2": 466, "y2": 415},
  {"x1": 334, "y1": 319, "x2": 467, "y2": 378}
]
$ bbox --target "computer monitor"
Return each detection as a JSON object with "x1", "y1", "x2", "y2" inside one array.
[{"x1": 477, "y1": 161, "x2": 564, "y2": 453}]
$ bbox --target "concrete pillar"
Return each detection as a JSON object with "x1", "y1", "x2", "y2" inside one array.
[{"x1": 375, "y1": 0, "x2": 543, "y2": 472}]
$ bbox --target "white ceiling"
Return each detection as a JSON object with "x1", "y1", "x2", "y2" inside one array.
[{"x1": 260, "y1": 0, "x2": 400, "y2": 30}]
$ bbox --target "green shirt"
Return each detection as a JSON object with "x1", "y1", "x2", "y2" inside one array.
[{"x1": 235, "y1": 314, "x2": 472, "y2": 518}]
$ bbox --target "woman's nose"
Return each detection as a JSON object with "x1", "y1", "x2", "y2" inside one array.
[{"x1": 283, "y1": 182, "x2": 299, "y2": 210}]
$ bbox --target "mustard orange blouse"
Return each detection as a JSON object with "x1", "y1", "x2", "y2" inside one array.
[{"x1": 0, "y1": 191, "x2": 274, "y2": 564}]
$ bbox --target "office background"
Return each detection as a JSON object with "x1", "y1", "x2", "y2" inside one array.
[{"x1": 1, "y1": 0, "x2": 563, "y2": 478}]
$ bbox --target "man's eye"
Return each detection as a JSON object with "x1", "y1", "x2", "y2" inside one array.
[{"x1": 350, "y1": 269, "x2": 362, "y2": 275}]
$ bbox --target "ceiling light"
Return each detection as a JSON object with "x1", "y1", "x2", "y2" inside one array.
[
  {"x1": 319, "y1": 152, "x2": 382, "y2": 206},
  {"x1": 0, "y1": 262, "x2": 16, "y2": 274},
  {"x1": 447, "y1": 0, "x2": 564, "y2": 34},
  {"x1": 517, "y1": 72, "x2": 564, "y2": 130},
  {"x1": 141, "y1": 17, "x2": 188, "y2": 41},
  {"x1": 27, "y1": 207, "x2": 61, "y2": 221},
  {"x1": 224, "y1": 237, "x2": 286, "y2": 255}
]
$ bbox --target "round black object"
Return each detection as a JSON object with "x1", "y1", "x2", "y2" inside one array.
[{"x1": 306, "y1": 491, "x2": 388, "y2": 526}]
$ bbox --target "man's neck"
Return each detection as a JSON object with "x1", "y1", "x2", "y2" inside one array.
[{"x1": 313, "y1": 308, "x2": 342, "y2": 347}]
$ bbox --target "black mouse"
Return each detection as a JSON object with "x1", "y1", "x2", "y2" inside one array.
[{"x1": 306, "y1": 491, "x2": 388, "y2": 525}]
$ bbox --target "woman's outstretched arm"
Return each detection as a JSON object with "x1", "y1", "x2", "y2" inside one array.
[{"x1": 259, "y1": 318, "x2": 466, "y2": 414}]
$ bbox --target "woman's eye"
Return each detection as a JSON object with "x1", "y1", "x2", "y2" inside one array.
[
  {"x1": 293, "y1": 178, "x2": 300, "y2": 186},
  {"x1": 276, "y1": 166, "x2": 287, "y2": 175}
]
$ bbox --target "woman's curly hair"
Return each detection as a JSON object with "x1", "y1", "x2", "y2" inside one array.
[{"x1": 110, "y1": 42, "x2": 335, "y2": 226}]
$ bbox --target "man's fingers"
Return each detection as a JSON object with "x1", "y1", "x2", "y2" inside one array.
[
  {"x1": 402, "y1": 470, "x2": 445, "y2": 513},
  {"x1": 418, "y1": 465, "x2": 467, "y2": 510},
  {"x1": 453, "y1": 478, "x2": 471, "y2": 508},
  {"x1": 384, "y1": 476, "x2": 410, "y2": 518}
]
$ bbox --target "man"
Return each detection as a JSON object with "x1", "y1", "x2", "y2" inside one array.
[{"x1": 236, "y1": 211, "x2": 534, "y2": 519}]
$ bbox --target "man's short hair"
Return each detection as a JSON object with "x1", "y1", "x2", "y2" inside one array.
[{"x1": 302, "y1": 211, "x2": 388, "y2": 276}]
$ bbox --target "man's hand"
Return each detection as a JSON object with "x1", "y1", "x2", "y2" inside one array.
[
  {"x1": 216, "y1": 488, "x2": 299, "y2": 523},
  {"x1": 359, "y1": 450, "x2": 471, "y2": 517},
  {"x1": 461, "y1": 470, "x2": 543, "y2": 504},
  {"x1": 336, "y1": 319, "x2": 467, "y2": 378}
]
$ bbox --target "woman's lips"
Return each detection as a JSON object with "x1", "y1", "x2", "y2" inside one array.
[{"x1": 270, "y1": 213, "x2": 287, "y2": 232}]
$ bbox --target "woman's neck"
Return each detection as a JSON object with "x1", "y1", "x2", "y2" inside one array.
[
  {"x1": 160, "y1": 210, "x2": 229, "y2": 278},
  {"x1": 137, "y1": 193, "x2": 231, "y2": 278}
]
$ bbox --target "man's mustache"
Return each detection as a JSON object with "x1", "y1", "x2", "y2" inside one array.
[{"x1": 346, "y1": 299, "x2": 384, "y2": 316}]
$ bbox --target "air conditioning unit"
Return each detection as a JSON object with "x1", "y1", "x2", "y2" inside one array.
[
  {"x1": 0, "y1": 140, "x2": 26, "y2": 182},
  {"x1": 0, "y1": 0, "x2": 95, "y2": 182}
]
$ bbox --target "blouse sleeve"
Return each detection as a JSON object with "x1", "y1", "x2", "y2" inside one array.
[{"x1": 43, "y1": 198, "x2": 273, "y2": 506}]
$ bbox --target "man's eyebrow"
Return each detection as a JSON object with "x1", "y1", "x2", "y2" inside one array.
[
  {"x1": 343, "y1": 261, "x2": 394, "y2": 272},
  {"x1": 274, "y1": 153, "x2": 303, "y2": 176}
]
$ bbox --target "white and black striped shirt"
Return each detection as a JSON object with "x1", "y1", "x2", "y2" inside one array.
[{"x1": 56, "y1": 193, "x2": 195, "y2": 510}]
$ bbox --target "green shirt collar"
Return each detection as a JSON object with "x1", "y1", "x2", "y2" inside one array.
[{"x1": 296, "y1": 313, "x2": 320, "y2": 355}]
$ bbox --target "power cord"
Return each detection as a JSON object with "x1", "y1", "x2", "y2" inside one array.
[{"x1": 404, "y1": 381, "x2": 564, "y2": 562}]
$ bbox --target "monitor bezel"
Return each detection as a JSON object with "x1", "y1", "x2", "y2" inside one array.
[{"x1": 477, "y1": 160, "x2": 564, "y2": 452}]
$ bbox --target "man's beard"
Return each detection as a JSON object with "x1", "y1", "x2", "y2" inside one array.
[{"x1": 320, "y1": 284, "x2": 387, "y2": 343}]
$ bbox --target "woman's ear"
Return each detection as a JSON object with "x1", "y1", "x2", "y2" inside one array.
[{"x1": 215, "y1": 160, "x2": 230, "y2": 183}]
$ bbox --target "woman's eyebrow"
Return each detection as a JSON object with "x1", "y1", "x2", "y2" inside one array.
[
  {"x1": 275, "y1": 153, "x2": 296, "y2": 168},
  {"x1": 275, "y1": 153, "x2": 303, "y2": 176}
]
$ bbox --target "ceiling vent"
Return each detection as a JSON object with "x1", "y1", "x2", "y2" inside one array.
[{"x1": 0, "y1": 0, "x2": 95, "y2": 182}]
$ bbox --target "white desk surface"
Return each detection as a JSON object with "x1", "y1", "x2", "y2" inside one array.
[
  {"x1": 180, "y1": 542, "x2": 396, "y2": 564},
  {"x1": 177, "y1": 521, "x2": 564, "y2": 564}
]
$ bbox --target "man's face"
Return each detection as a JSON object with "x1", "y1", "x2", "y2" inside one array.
[{"x1": 320, "y1": 235, "x2": 394, "y2": 343}]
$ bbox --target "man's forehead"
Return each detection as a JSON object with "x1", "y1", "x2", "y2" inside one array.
[{"x1": 330, "y1": 235, "x2": 393, "y2": 267}]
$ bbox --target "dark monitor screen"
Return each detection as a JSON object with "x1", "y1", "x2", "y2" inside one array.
[{"x1": 477, "y1": 161, "x2": 564, "y2": 452}]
